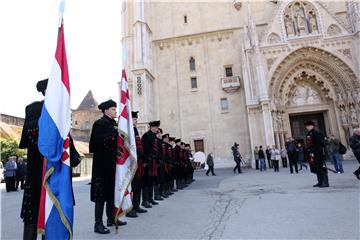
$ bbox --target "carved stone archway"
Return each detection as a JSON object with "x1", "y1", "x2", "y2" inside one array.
[{"x1": 269, "y1": 47, "x2": 360, "y2": 147}]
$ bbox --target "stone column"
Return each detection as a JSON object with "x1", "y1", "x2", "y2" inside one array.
[
  {"x1": 280, "y1": 132, "x2": 286, "y2": 149},
  {"x1": 275, "y1": 132, "x2": 280, "y2": 149}
]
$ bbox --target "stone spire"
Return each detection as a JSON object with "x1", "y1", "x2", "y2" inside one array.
[
  {"x1": 245, "y1": 1, "x2": 268, "y2": 102},
  {"x1": 346, "y1": 1, "x2": 360, "y2": 33}
]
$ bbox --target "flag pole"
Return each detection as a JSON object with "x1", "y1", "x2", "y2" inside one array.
[{"x1": 58, "y1": 0, "x2": 65, "y2": 27}]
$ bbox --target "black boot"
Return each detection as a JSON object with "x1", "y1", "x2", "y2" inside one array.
[
  {"x1": 134, "y1": 206, "x2": 147, "y2": 213},
  {"x1": 141, "y1": 186, "x2": 151, "y2": 208},
  {"x1": 94, "y1": 202, "x2": 110, "y2": 234},
  {"x1": 154, "y1": 184, "x2": 163, "y2": 201},
  {"x1": 94, "y1": 222, "x2": 110, "y2": 234},
  {"x1": 126, "y1": 210, "x2": 138, "y2": 218},
  {"x1": 106, "y1": 219, "x2": 127, "y2": 227},
  {"x1": 141, "y1": 201, "x2": 152, "y2": 208},
  {"x1": 313, "y1": 173, "x2": 322, "y2": 187},
  {"x1": 319, "y1": 170, "x2": 329, "y2": 188},
  {"x1": 132, "y1": 189, "x2": 142, "y2": 210}
]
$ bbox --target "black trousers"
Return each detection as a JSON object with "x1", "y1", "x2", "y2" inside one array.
[
  {"x1": 5, "y1": 176, "x2": 16, "y2": 192},
  {"x1": 16, "y1": 176, "x2": 25, "y2": 190},
  {"x1": 233, "y1": 162, "x2": 241, "y2": 173},
  {"x1": 132, "y1": 189, "x2": 141, "y2": 209},
  {"x1": 95, "y1": 201, "x2": 114, "y2": 224},
  {"x1": 267, "y1": 156, "x2": 273, "y2": 168},
  {"x1": 281, "y1": 157, "x2": 288, "y2": 167},
  {"x1": 288, "y1": 153, "x2": 298, "y2": 173},
  {"x1": 255, "y1": 160, "x2": 259, "y2": 170},
  {"x1": 272, "y1": 160, "x2": 279, "y2": 172},
  {"x1": 206, "y1": 166, "x2": 215, "y2": 175},
  {"x1": 23, "y1": 224, "x2": 45, "y2": 240}
]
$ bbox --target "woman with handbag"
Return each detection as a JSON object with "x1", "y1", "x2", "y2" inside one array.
[{"x1": 270, "y1": 146, "x2": 280, "y2": 172}]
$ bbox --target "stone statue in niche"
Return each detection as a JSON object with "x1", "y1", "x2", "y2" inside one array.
[
  {"x1": 308, "y1": 11, "x2": 318, "y2": 33},
  {"x1": 272, "y1": 114, "x2": 278, "y2": 131},
  {"x1": 356, "y1": 91, "x2": 360, "y2": 105},
  {"x1": 276, "y1": 114, "x2": 283, "y2": 131},
  {"x1": 337, "y1": 93, "x2": 346, "y2": 107},
  {"x1": 285, "y1": 16, "x2": 294, "y2": 37},
  {"x1": 281, "y1": 115, "x2": 288, "y2": 131},
  {"x1": 294, "y1": 6, "x2": 307, "y2": 35},
  {"x1": 350, "y1": 106, "x2": 358, "y2": 124},
  {"x1": 347, "y1": 90, "x2": 355, "y2": 105},
  {"x1": 340, "y1": 108, "x2": 348, "y2": 125},
  {"x1": 283, "y1": 2, "x2": 320, "y2": 37}
]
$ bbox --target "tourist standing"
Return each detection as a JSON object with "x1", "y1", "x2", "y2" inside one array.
[
  {"x1": 297, "y1": 143, "x2": 308, "y2": 171},
  {"x1": 206, "y1": 153, "x2": 216, "y2": 176},
  {"x1": 280, "y1": 148, "x2": 288, "y2": 168},
  {"x1": 266, "y1": 146, "x2": 273, "y2": 168},
  {"x1": 270, "y1": 146, "x2": 280, "y2": 172},
  {"x1": 286, "y1": 138, "x2": 298, "y2": 174},
  {"x1": 4, "y1": 156, "x2": 17, "y2": 192},
  {"x1": 16, "y1": 157, "x2": 27, "y2": 190},
  {"x1": 328, "y1": 134, "x2": 344, "y2": 173},
  {"x1": 258, "y1": 146, "x2": 266, "y2": 171},
  {"x1": 254, "y1": 146, "x2": 259, "y2": 170}
]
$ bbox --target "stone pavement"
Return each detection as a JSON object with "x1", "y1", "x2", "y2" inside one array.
[{"x1": 1, "y1": 161, "x2": 359, "y2": 240}]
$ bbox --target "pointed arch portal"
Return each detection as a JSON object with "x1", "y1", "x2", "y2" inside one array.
[{"x1": 268, "y1": 47, "x2": 359, "y2": 147}]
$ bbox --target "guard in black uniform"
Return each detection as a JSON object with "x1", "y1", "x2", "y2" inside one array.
[
  {"x1": 90, "y1": 100, "x2": 126, "y2": 234},
  {"x1": 168, "y1": 137, "x2": 178, "y2": 193},
  {"x1": 19, "y1": 79, "x2": 81, "y2": 240},
  {"x1": 127, "y1": 111, "x2": 147, "y2": 217},
  {"x1": 141, "y1": 121, "x2": 161, "y2": 206},
  {"x1": 173, "y1": 139, "x2": 183, "y2": 189},
  {"x1": 305, "y1": 120, "x2": 329, "y2": 188}
]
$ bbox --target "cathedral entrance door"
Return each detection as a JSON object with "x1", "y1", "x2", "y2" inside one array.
[{"x1": 289, "y1": 112, "x2": 326, "y2": 143}]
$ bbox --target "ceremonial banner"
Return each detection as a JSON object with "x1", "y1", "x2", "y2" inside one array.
[
  {"x1": 114, "y1": 68, "x2": 137, "y2": 225},
  {"x1": 37, "y1": 4, "x2": 73, "y2": 239}
]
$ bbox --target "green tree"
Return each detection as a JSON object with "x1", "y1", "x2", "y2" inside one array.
[{"x1": 0, "y1": 138, "x2": 27, "y2": 162}]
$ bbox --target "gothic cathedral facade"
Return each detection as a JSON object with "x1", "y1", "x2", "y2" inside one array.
[{"x1": 122, "y1": 1, "x2": 360, "y2": 164}]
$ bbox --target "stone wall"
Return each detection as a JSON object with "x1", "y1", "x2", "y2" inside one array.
[{"x1": 0, "y1": 113, "x2": 24, "y2": 127}]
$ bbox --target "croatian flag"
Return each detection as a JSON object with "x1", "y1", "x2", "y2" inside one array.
[
  {"x1": 114, "y1": 68, "x2": 137, "y2": 226},
  {"x1": 37, "y1": 9, "x2": 73, "y2": 240}
]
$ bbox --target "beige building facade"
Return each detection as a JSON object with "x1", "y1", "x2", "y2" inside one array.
[{"x1": 122, "y1": 0, "x2": 360, "y2": 165}]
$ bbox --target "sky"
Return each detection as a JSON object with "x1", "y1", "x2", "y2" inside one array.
[{"x1": 0, "y1": 0, "x2": 122, "y2": 118}]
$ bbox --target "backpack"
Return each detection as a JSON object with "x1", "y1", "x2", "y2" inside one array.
[{"x1": 339, "y1": 142, "x2": 347, "y2": 155}]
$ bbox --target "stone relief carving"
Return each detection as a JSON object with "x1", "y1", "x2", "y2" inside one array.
[
  {"x1": 308, "y1": 10, "x2": 318, "y2": 33},
  {"x1": 266, "y1": 58, "x2": 277, "y2": 70},
  {"x1": 283, "y1": 1, "x2": 320, "y2": 37},
  {"x1": 284, "y1": 16, "x2": 295, "y2": 37},
  {"x1": 276, "y1": 113, "x2": 284, "y2": 130},
  {"x1": 350, "y1": 105, "x2": 358, "y2": 125},
  {"x1": 337, "y1": 48, "x2": 352, "y2": 60},
  {"x1": 327, "y1": 24, "x2": 342, "y2": 36},
  {"x1": 355, "y1": 91, "x2": 360, "y2": 105},
  {"x1": 289, "y1": 83, "x2": 322, "y2": 106},
  {"x1": 340, "y1": 108, "x2": 348, "y2": 125},
  {"x1": 337, "y1": 92, "x2": 346, "y2": 108},
  {"x1": 267, "y1": 33, "x2": 281, "y2": 44}
]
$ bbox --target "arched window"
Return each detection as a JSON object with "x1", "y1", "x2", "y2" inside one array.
[
  {"x1": 189, "y1": 57, "x2": 196, "y2": 71},
  {"x1": 283, "y1": 1, "x2": 319, "y2": 37}
]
